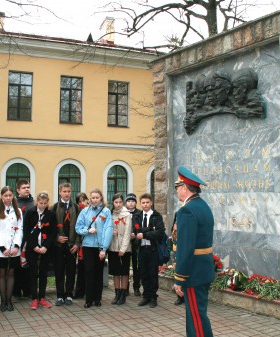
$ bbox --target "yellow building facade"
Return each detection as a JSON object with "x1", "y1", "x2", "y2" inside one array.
[{"x1": 0, "y1": 31, "x2": 158, "y2": 204}]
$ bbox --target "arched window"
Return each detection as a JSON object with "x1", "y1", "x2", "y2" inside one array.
[
  {"x1": 58, "y1": 164, "x2": 80, "y2": 202},
  {"x1": 6, "y1": 163, "x2": 30, "y2": 192},
  {"x1": 150, "y1": 169, "x2": 155, "y2": 202},
  {"x1": 107, "y1": 165, "x2": 127, "y2": 205}
]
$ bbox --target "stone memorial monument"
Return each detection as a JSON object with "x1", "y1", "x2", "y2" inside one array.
[{"x1": 151, "y1": 12, "x2": 280, "y2": 279}]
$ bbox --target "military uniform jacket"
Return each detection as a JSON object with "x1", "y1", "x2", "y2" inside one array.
[{"x1": 174, "y1": 194, "x2": 215, "y2": 287}]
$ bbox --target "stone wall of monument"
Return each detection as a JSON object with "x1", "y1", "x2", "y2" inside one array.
[{"x1": 151, "y1": 12, "x2": 280, "y2": 278}]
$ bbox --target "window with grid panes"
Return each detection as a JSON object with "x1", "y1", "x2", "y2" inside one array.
[
  {"x1": 108, "y1": 81, "x2": 128, "y2": 127},
  {"x1": 6, "y1": 163, "x2": 30, "y2": 192},
  {"x1": 60, "y1": 76, "x2": 82, "y2": 124},
  {"x1": 58, "y1": 164, "x2": 81, "y2": 202},
  {"x1": 8, "y1": 72, "x2": 33, "y2": 121},
  {"x1": 107, "y1": 165, "x2": 127, "y2": 204}
]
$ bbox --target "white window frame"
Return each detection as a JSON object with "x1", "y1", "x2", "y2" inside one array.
[
  {"x1": 53, "y1": 159, "x2": 86, "y2": 203},
  {"x1": 1, "y1": 158, "x2": 36, "y2": 196}
]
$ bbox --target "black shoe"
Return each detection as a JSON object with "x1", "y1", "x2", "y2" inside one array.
[
  {"x1": 134, "y1": 288, "x2": 141, "y2": 296},
  {"x1": 94, "y1": 301, "x2": 101, "y2": 307},
  {"x1": 84, "y1": 302, "x2": 92, "y2": 308},
  {"x1": 111, "y1": 289, "x2": 121, "y2": 305},
  {"x1": 138, "y1": 298, "x2": 150, "y2": 306},
  {"x1": 0, "y1": 303, "x2": 6, "y2": 312},
  {"x1": 150, "y1": 298, "x2": 157, "y2": 308},
  {"x1": 6, "y1": 304, "x2": 14, "y2": 311},
  {"x1": 116, "y1": 289, "x2": 126, "y2": 305},
  {"x1": 174, "y1": 296, "x2": 185, "y2": 305}
]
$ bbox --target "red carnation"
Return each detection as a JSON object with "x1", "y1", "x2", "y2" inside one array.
[
  {"x1": 14, "y1": 226, "x2": 19, "y2": 231},
  {"x1": 21, "y1": 206, "x2": 27, "y2": 212},
  {"x1": 79, "y1": 204, "x2": 85, "y2": 209},
  {"x1": 134, "y1": 224, "x2": 140, "y2": 230},
  {"x1": 92, "y1": 216, "x2": 97, "y2": 221},
  {"x1": 114, "y1": 220, "x2": 120, "y2": 225},
  {"x1": 57, "y1": 224, "x2": 63, "y2": 228},
  {"x1": 42, "y1": 234, "x2": 47, "y2": 240},
  {"x1": 99, "y1": 215, "x2": 106, "y2": 221},
  {"x1": 42, "y1": 222, "x2": 50, "y2": 227}
]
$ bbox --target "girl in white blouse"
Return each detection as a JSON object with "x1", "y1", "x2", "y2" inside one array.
[{"x1": 0, "y1": 186, "x2": 23, "y2": 312}]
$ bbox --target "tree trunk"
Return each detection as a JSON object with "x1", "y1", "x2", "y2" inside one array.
[{"x1": 207, "y1": 0, "x2": 218, "y2": 37}]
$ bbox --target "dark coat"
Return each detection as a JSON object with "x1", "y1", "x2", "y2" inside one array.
[
  {"x1": 16, "y1": 194, "x2": 35, "y2": 221},
  {"x1": 174, "y1": 194, "x2": 215, "y2": 287},
  {"x1": 52, "y1": 201, "x2": 80, "y2": 247},
  {"x1": 132, "y1": 209, "x2": 165, "y2": 251},
  {"x1": 23, "y1": 206, "x2": 57, "y2": 251}
]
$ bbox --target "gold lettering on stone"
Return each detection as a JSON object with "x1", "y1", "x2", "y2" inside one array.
[
  {"x1": 263, "y1": 164, "x2": 270, "y2": 171},
  {"x1": 235, "y1": 165, "x2": 240, "y2": 173},
  {"x1": 239, "y1": 196, "x2": 246, "y2": 205},
  {"x1": 251, "y1": 180, "x2": 257, "y2": 189},
  {"x1": 227, "y1": 150, "x2": 234, "y2": 159},
  {"x1": 245, "y1": 180, "x2": 250, "y2": 188},
  {"x1": 243, "y1": 165, "x2": 249, "y2": 173},
  {"x1": 212, "y1": 152, "x2": 217, "y2": 161},
  {"x1": 231, "y1": 216, "x2": 252, "y2": 230},
  {"x1": 244, "y1": 148, "x2": 250, "y2": 158},
  {"x1": 253, "y1": 165, "x2": 258, "y2": 172},
  {"x1": 217, "y1": 166, "x2": 222, "y2": 174},
  {"x1": 259, "y1": 180, "x2": 264, "y2": 188},
  {"x1": 262, "y1": 148, "x2": 270, "y2": 157},
  {"x1": 225, "y1": 166, "x2": 231, "y2": 174},
  {"x1": 264, "y1": 195, "x2": 269, "y2": 202},
  {"x1": 224, "y1": 182, "x2": 230, "y2": 189},
  {"x1": 237, "y1": 181, "x2": 243, "y2": 188},
  {"x1": 219, "y1": 196, "x2": 226, "y2": 205}
]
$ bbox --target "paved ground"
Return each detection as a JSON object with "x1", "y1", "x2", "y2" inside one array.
[{"x1": 1, "y1": 286, "x2": 280, "y2": 337}]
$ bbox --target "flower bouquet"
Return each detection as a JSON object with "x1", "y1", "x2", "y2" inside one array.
[
  {"x1": 243, "y1": 274, "x2": 280, "y2": 300},
  {"x1": 211, "y1": 269, "x2": 248, "y2": 291},
  {"x1": 213, "y1": 254, "x2": 223, "y2": 272}
]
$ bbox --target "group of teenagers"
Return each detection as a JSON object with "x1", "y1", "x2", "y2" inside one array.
[{"x1": 0, "y1": 180, "x2": 167, "y2": 312}]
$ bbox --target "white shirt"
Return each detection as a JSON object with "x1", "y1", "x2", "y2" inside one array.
[{"x1": 141, "y1": 209, "x2": 153, "y2": 246}]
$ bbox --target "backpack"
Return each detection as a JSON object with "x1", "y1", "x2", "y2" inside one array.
[{"x1": 157, "y1": 232, "x2": 170, "y2": 266}]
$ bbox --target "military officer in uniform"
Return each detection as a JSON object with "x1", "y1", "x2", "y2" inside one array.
[{"x1": 174, "y1": 166, "x2": 215, "y2": 337}]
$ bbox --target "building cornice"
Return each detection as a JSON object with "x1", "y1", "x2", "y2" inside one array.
[
  {"x1": 0, "y1": 137, "x2": 154, "y2": 150},
  {"x1": 0, "y1": 31, "x2": 162, "y2": 69}
]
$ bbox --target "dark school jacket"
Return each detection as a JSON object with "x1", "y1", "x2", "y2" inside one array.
[
  {"x1": 23, "y1": 206, "x2": 57, "y2": 251},
  {"x1": 132, "y1": 209, "x2": 165, "y2": 251}
]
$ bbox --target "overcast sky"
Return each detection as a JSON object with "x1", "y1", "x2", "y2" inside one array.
[{"x1": 2, "y1": 0, "x2": 280, "y2": 48}]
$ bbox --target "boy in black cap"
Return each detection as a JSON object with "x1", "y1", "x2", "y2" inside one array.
[{"x1": 125, "y1": 193, "x2": 141, "y2": 296}]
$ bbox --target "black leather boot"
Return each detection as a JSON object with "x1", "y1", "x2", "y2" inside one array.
[
  {"x1": 111, "y1": 289, "x2": 121, "y2": 305},
  {"x1": 116, "y1": 289, "x2": 126, "y2": 305},
  {"x1": 126, "y1": 282, "x2": 130, "y2": 296}
]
